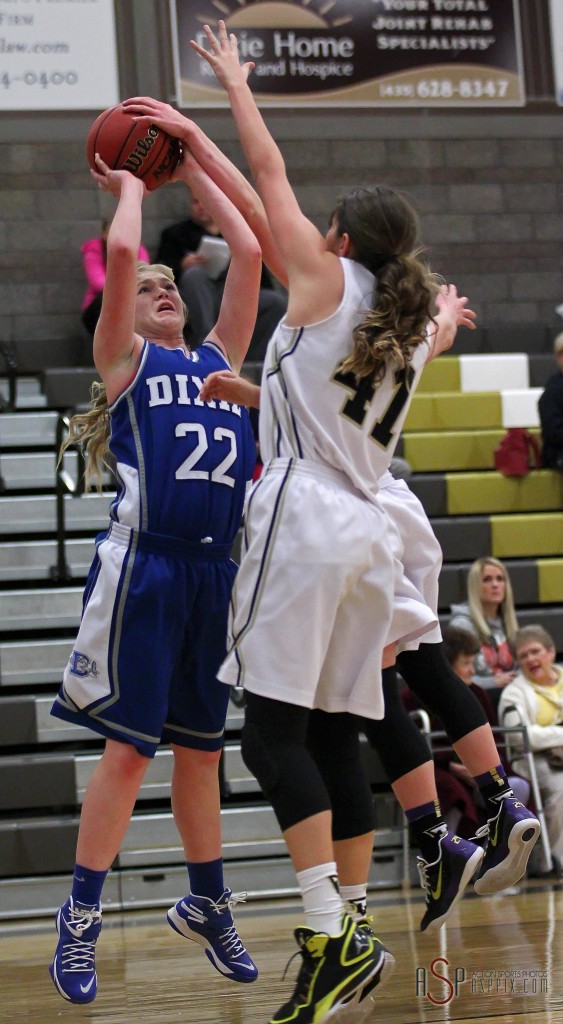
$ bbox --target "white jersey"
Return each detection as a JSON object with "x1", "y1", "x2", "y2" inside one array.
[{"x1": 259, "y1": 257, "x2": 429, "y2": 502}]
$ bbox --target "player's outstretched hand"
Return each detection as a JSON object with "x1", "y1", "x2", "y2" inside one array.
[
  {"x1": 200, "y1": 370, "x2": 260, "y2": 408},
  {"x1": 436, "y1": 283, "x2": 477, "y2": 330},
  {"x1": 190, "y1": 20, "x2": 255, "y2": 90},
  {"x1": 91, "y1": 154, "x2": 145, "y2": 198},
  {"x1": 123, "y1": 97, "x2": 191, "y2": 143}
]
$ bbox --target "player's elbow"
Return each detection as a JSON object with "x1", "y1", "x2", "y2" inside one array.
[
  {"x1": 107, "y1": 236, "x2": 137, "y2": 264},
  {"x1": 235, "y1": 237, "x2": 262, "y2": 271}
]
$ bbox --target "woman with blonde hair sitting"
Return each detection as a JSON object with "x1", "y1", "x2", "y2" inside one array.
[{"x1": 450, "y1": 556, "x2": 519, "y2": 690}]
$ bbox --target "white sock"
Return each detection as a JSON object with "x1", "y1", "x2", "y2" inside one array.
[
  {"x1": 297, "y1": 862, "x2": 344, "y2": 935},
  {"x1": 339, "y1": 884, "x2": 368, "y2": 920}
]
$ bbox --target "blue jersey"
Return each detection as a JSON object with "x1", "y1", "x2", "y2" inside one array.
[{"x1": 108, "y1": 340, "x2": 255, "y2": 544}]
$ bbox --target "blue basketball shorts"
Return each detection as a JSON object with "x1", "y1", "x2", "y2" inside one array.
[{"x1": 51, "y1": 522, "x2": 236, "y2": 757}]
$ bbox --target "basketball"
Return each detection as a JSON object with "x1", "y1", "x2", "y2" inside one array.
[{"x1": 86, "y1": 104, "x2": 181, "y2": 191}]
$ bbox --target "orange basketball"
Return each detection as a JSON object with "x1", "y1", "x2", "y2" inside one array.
[{"x1": 86, "y1": 104, "x2": 181, "y2": 191}]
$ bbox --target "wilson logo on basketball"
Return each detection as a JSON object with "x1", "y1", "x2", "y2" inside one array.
[
  {"x1": 123, "y1": 126, "x2": 159, "y2": 173},
  {"x1": 153, "y1": 143, "x2": 180, "y2": 181}
]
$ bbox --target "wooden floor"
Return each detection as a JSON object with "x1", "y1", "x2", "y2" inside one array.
[{"x1": 2, "y1": 878, "x2": 562, "y2": 1023}]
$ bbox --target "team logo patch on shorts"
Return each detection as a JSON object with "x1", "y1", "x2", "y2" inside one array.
[{"x1": 69, "y1": 651, "x2": 99, "y2": 678}]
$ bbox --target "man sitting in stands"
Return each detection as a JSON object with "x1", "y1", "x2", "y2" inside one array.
[{"x1": 156, "y1": 193, "x2": 286, "y2": 360}]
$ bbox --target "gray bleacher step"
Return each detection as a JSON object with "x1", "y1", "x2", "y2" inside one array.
[
  {"x1": 0, "y1": 539, "x2": 93, "y2": 583},
  {"x1": 3, "y1": 734, "x2": 402, "y2": 809},
  {"x1": 117, "y1": 806, "x2": 402, "y2": 869},
  {"x1": 75, "y1": 743, "x2": 258, "y2": 804},
  {"x1": 0, "y1": 638, "x2": 74, "y2": 685},
  {"x1": 0, "y1": 872, "x2": 121, "y2": 920},
  {"x1": 0, "y1": 743, "x2": 259, "y2": 811},
  {"x1": 0, "y1": 376, "x2": 42, "y2": 397},
  {"x1": 0, "y1": 451, "x2": 79, "y2": 490},
  {"x1": 0, "y1": 376, "x2": 47, "y2": 409},
  {"x1": 0, "y1": 493, "x2": 110, "y2": 534},
  {"x1": 0, "y1": 411, "x2": 58, "y2": 447},
  {"x1": 0, "y1": 587, "x2": 82, "y2": 631},
  {"x1": 0, "y1": 806, "x2": 404, "y2": 878},
  {"x1": 0, "y1": 844, "x2": 409, "y2": 920}
]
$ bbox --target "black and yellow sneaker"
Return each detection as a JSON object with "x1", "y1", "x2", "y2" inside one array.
[
  {"x1": 348, "y1": 916, "x2": 396, "y2": 1018},
  {"x1": 269, "y1": 913, "x2": 395, "y2": 1024}
]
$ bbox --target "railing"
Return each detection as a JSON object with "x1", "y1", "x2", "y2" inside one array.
[
  {"x1": 0, "y1": 343, "x2": 17, "y2": 413},
  {"x1": 50, "y1": 411, "x2": 86, "y2": 583}
]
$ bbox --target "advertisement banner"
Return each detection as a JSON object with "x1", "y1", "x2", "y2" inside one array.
[
  {"x1": 171, "y1": 0, "x2": 525, "y2": 108},
  {"x1": 548, "y1": 0, "x2": 563, "y2": 106},
  {"x1": 0, "y1": 0, "x2": 119, "y2": 110}
]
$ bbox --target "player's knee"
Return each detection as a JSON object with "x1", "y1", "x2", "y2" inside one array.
[
  {"x1": 171, "y1": 745, "x2": 221, "y2": 770},
  {"x1": 241, "y1": 722, "x2": 280, "y2": 796},
  {"x1": 103, "y1": 738, "x2": 150, "y2": 781}
]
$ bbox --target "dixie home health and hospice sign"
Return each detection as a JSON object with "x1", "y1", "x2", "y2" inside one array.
[{"x1": 170, "y1": 0, "x2": 524, "y2": 108}]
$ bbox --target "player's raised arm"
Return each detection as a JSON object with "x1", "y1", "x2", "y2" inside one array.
[
  {"x1": 190, "y1": 23, "x2": 337, "y2": 302},
  {"x1": 90, "y1": 159, "x2": 145, "y2": 388},
  {"x1": 174, "y1": 146, "x2": 262, "y2": 372},
  {"x1": 122, "y1": 96, "x2": 289, "y2": 289}
]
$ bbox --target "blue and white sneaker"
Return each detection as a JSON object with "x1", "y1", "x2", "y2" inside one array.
[
  {"x1": 167, "y1": 888, "x2": 258, "y2": 983},
  {"x1": 474, "y1": 795, "x2": 540, "y2": 895},
  {"x1": 418, "y1": 832, "x2": 484, "y2": 932},
  {"x1": 49, "y1": 896, "x2": 102, "y2": 1003}
]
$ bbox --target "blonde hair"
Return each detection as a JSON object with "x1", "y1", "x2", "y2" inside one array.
[
  {"x1": 58, "y1": 380, "x2": 110, "y2": 490},
  {"x1": 466, "y1": 556, "x2": 519, "y2": 643},
  {"x1": 59, "y1": 261, "x2": 185, "y2": 489},
  {"x1": 331, "y1": 186, "x2": 439, "y2": 383}
]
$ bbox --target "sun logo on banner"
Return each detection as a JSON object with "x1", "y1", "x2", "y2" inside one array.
[{"x1": 191, "y1": 1, "x2": 353, "y2": 30}]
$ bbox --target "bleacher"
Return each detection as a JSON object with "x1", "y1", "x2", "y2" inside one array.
[
  {"x1": 397, "y1": 332, "x2": 563, "y2": 649},
  {"x1": 0, "y1": 327, "x2": 560, "y2": 920}
]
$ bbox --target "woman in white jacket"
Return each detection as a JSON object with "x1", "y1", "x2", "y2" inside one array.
[{"x1": 499, "y1": 625, "x2": 563, "y2": 875}]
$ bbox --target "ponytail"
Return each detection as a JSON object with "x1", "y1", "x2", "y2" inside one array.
[{"x1": 331, "y1": 185, "x2": 438, "y2": 383}]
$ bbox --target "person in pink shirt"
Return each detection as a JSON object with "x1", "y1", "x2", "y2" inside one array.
[{"x1": 81, "y1": 218, "x2": 150, "y2": 335}]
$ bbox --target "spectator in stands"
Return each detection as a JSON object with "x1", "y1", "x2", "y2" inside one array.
[
  {"x1": 538, "y1": 332, "x2": 563, "y2": 471},
  {"x1": 80, "y1": 218, "x2": 150, "y2": 335},
  {"x1": 156, "y1": 193, "x2": 286, "y2": 358},
  {"x1": 449, "y1": 557, "x2": 518, "y2": 690},
  {"x1": 499, "y1": 625, "x2": 563, "y2": 877}
]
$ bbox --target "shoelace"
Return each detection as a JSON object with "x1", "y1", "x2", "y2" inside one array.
[
  {"x1": 209, "y1": 891, "x2": 248, "y2": 915},
  {"x1": 60, "y1": 938, "x2": 98, "y2": 972},
  {"x1": 216, "y1": 922, "x2": 248, "y2": 958},
  {"x1": 416, "y1": 858, "x2": 431, "y2": 897},
  {"x1": 208, "y1": 892, "x2": 249, "y2": 959},
  {"x1": 61, "y1": 906, "x2": 102, "y2": 972},
  {"x1": 65, "y1": 905, "x2": 102, "y2": 935},
  {"x1": 281, "y1": 949, "x2": 316, "y2": 1007},
  {"x1": 471, "y1": 823, "x2": 490, "y2": 844}
]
